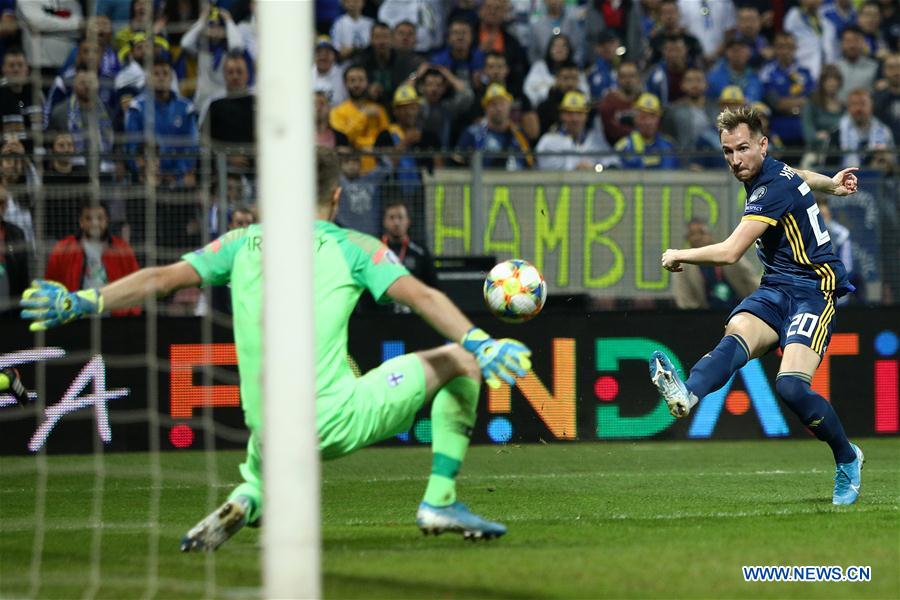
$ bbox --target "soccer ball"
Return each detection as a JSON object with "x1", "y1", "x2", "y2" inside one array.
[{"x1": 483, "y1": 259, "x2": 547, "y2": 323}]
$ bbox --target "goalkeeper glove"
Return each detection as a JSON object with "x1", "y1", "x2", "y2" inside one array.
[
  {"x1": 0, "y1": 368, "x2": 29, "y2": 406},
  {"x1": 460, "y1": 327, "x2": 532, "y2": 389},
  {"x1": 20, "y1": 279, "x2": 104, "y2": 331}
]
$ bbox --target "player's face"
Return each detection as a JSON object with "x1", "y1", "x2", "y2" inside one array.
[
  {"x1": 720, "y1": 124, "x2": 768, "y2": 182},
  {"x1": 80, "y1": 207, "x2": 108, "y2": 240},
  {"x1": 383, "y1": 206, "x2": 410, "y2": 238}
]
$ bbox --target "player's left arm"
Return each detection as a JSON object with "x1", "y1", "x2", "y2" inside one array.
[
  {"x1": 793, "y1": 166, "x2": 858, "y2": 196},
  {"x1": 662, "y1": 219, "x2": 769, "y2": 271}
]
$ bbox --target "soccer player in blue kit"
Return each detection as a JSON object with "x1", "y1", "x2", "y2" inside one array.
[{"x1": 650, "y1": 106, "x2": 865, "y2": 505}]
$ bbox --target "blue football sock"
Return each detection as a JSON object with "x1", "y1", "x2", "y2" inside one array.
[
  {"x1": 684, "y1": 334, "x2": 751, "y2": 400},
  {"x1": 775, "y1": 373, "x2": 855, "y2": 464}
]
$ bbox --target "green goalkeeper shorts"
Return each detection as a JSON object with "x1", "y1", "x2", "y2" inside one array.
[{"x1": 319, "y1": 353, "x2": 427, "y2": 460}]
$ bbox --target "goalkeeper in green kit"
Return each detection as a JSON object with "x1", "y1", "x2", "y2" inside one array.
[{"x1": 20, "y1": 147, "x2": 532, "y2": 549}]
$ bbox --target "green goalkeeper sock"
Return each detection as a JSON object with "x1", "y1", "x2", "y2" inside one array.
[{"x1": 423, "y1": 376, "x2": 479, "y2": 507}]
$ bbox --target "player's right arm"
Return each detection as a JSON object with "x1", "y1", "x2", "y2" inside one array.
[
  {"x1": 793, "y1": 166, "x2": 858, "y2": 196},
  {"x1": 386, "y1": 275, "x2": 532, "y2": 388}
]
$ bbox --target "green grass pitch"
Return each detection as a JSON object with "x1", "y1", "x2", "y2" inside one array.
[{"x1": 1, "y1": 439, "x2": 898, "y2": 598}]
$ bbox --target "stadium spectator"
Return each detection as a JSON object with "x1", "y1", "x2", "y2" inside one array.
[
  {"x1": 43, "y1": 131, "x2": 88, "y2": 184},
  {"x1": 471, "y1": 52, "x2": 537, "y2": 141},
  {"x1": 315, "y1": 0, "x2": 342, "y2": 35},
  {"x1": 44, "y1": 200, "x2": 140, "y2": 317},
  {"x1": 687, "y1": 85, "x2": 746, "y2": 169},
  {"x1": 447, "y1": 0, "x2": 479, "y2": 29},
  {"x1": 535, "y1": 61, "x2": 587, "y2": 135},
  {"x1": 335, "y1": 148, "x2": 386, "y2": 236},
  {"x1": 202, "y1": 51, "x2": 254, "y2": 149},
  {"x1": 535, "y1": 90, "x2": 614, "y2": 171},
  {"x1": 375, "y1": 84, "x2": 440, "y2": 235},
  {"x1": 312, "y1": 35, "x2": 346, "y2": 106},
  {"x1": 584, "y1": 0, "x2": 646, "y2": 65},
  {"x1": 112, "y1": 0, "x2": 162, "y2": 52},
  {"x1": 661, "y1": 67, "x2": 715, "y2": 152},
  {"x1": 783, "y1": 0, "x2": 835, "y2": 81},
  {"x1": 355, "y1": 22, "x2": 418, "y2": 108},
  {"x1": 524, "y1": 35, "x2": 588, "y2": 108},
  {"x1": 830, "y1": 88, "x2": 894, "y2": 168},
  {"x1": 587, "y1": 30, "x2": 619, "y2": 102},
  {"x1": 706, "y1": 36, "x2": 763, "y2": 104},
  {"x1": 646, "y1": 34, "x2": 692, "y2": 105},
  {"x1": 0, "y1": 139, "x2": 37, "y2": 244},
  {"x1": 876, "y1": 0, "x2": 899, "y2": 51},
  {"x1": 836, "y1": 26, "x2": 879, "y2": 103},
  {"x1": 59, "y1": 16, "x2": 120, "y2": 96},
  {"x1": 41, "y1": 130, "x2": 93, "y2": 241},
  {"x1": 234, "y1": 0, "x2": 257, "y2": 62},
  {"x1": 528, "y1": 0, "x2": 585, "y2": 66},
  {"x1": 0, "y1": 0, "x2": 17, "y2": 63},
  {"x1": 159, "y1": 0, "x2": 201, "y2": 47},
  {"x1": 598, "y1": 61, "x2": 643, "y2": 145},
  {"x1": 314, "y1": 91, "x2": 348, "y2": 148},
  {"x1": 329, "y1": 65, "x2": 389, "y2": 173},
  {"x1": 330, "y1": 0, "x2": 373, "y2": 62},
  {"x1": 124, "y1": 57, "x2": 199, "y2": 187},
  {"x1": 0, "y1": 48, "x2": 44, "y2": 149},
  {"x1": 761, "y1": 32, "x2": 815, "y2": 148},
  {"x1": 648, "y1": 0, "x2": 703, "y2": 66},
  {"x1": 872, "y1": 52, "x2": 900, "y2": 141},
  {"x1": 677, "y1": 0, "x2": 735, "y2": 63},
  {"x1": 456, "y1": 83, "x2": 533, "y2": 171},
  {"x1": 417, "y1": 65, "x2": 475, "y2": 149},
  {"x1": 17, "y1": 0, "x2": 84, "y2": 80},
  {"x1": 48, "y1": 67, "x2": 115, "y2": 175},
  {"x1": 378, "y1": 0, "x2": 446, "y2": 55},
  {"x1": 731, "y1": 6, "x2": 772, "y2": 70},
  {"x1": 0, "y1": 195, "x2": 29, "y2": 315},
  {"x1": 857, "y1": 1, "x2": 889, "y2": 59},
  {"x1": 476, "y1": 0, "x2": 528, "y2": 99},
  {"x1": 429, "y1": 18, "x2": 484, "y2": 85},
  {"x1": 672, "y1": 217, "x2": 758, "y2": 310},
  {"x1": 180, "y1": 4, "x2": 246, "y2": 119},
  {"x1": 821, "y1": 0, "x2": 857, "y2": 61},
  {"x1": 752, "y1": 100, "x2": 785, "y2": 157},
  {"x1": 45, "y1": 38, "x2": 119, "y2": 129},
  {"x1": 614, "y1": 92, "x2": 678, "y2": 169},
  {"x1": 206, "y1": 204, "x2": 257, "y2": 318},
  {"x1": 113, "y1": 33, "x2": 174, "y2": 125},
  {"x1": 392, "y1": 20, "x2": 419, "y2": 55},
  {"x1": 381, "y1": 200, "x2": 438, "y2": 294},
  {"x1": 95, "y1": 0, "x2": 132, "y2": 28},
  {"x1": 802, "y1": 65, "x2": 845, "y2": 156}
]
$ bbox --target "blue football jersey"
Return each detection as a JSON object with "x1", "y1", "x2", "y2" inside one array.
[{"x1": 741, "y1": 156, "x2": 851, "y2": 296}]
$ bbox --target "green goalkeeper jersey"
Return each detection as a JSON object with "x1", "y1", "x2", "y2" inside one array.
[{"x1": 182, "y1": 221, "x2": 409, "y2": 434}]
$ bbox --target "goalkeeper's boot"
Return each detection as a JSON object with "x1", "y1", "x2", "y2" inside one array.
[
  {"x1": 416, "y1": 501, "x2": 507, "y2": 541},
  {"x1": 0, "y1": 368, "x2": 29, "y2": 406},
  {"x1": 180, "y1": 496, "x2": 250, "y2": 552},
  {"x1": 649, "y1": 350, "x2": 698, "y2": 418},
  {"x1": 833, "y1": 443, "x2": 865, "y2": 506}
]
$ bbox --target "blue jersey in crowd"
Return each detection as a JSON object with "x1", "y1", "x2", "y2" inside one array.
[
  {"x1": 125, "y1": 92, "x2": 198, "y2": 177},
  {"x1": 742, "y1": 155, "x2": 851, "y2": 296},
  {"x1": 587, "y1": 57, "x2": 615, "y2": 100},
  {"x1": 614, "y1": 131, "x2": 678, "y2": 169},
  {"x1": 760, "y1": 60, "x2": 815, "y2": 145},
  {"x1": 706, "y1": 61, "x2": 763, "y2": 103}
]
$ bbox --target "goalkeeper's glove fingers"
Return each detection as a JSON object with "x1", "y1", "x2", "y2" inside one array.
[
  {"x1": 461, "y1": 328, "x2": 532, "y2": 389},
  {"x1": 20, "y1": 280, "x2": 103, "y2": 331},
  {"x1": 0, "y1": 368, "x2": 29, "y2": 407}
]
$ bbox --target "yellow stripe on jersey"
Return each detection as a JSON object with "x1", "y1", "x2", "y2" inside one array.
[
  {"x1": 742, "y1": 215, "x2": 778, "y2": 226},
  {"x1": 812, "y1": 295, "x2": 835, "y2": 354},
  {"x1": 782, "y1": 214, "x2": 834, "y2": 292}
]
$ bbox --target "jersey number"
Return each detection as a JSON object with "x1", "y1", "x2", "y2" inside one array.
[
  {"x1": 806, "y1": 205, "x2": 831, "y2": 246},
  {"x1": 787, "y1": 313, "x2": 819, "y2": 338}
]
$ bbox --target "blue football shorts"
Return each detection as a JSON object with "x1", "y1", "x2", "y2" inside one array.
[{"x1": 727, "y1": 283, "x2": 836, "y2": 356}]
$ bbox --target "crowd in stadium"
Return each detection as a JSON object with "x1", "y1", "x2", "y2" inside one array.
[{"x1": 0, "y1": 0, "x2": 899, "y2": 314}]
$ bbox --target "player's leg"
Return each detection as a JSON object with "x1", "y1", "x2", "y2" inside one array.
[
  {"x1": 775, "y1": 307, "x2": 863, "y2": 504},
  {"x1": 414, "y1": 345, "x2": 506, "y2": 539},
  {"x1": 651, "y1": 287, "x2": 781, "y2": 417}
]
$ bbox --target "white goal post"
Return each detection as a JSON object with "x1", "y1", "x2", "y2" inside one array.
[{"x1": 258, "y1": 0, "x2": 320, "y2": 597}]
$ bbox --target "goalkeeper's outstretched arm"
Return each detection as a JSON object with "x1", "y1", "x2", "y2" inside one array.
[{"x1": 98, "y1": 262, "x2": 201, "y2": 312}]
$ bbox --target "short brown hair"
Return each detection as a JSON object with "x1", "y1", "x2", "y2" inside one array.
[
  {"x1": 317, "y1": 146, "x2": 341, "y2": 206},
  {"x1": 716, "y1": 106, "x2": 765, "y2": 138}
]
